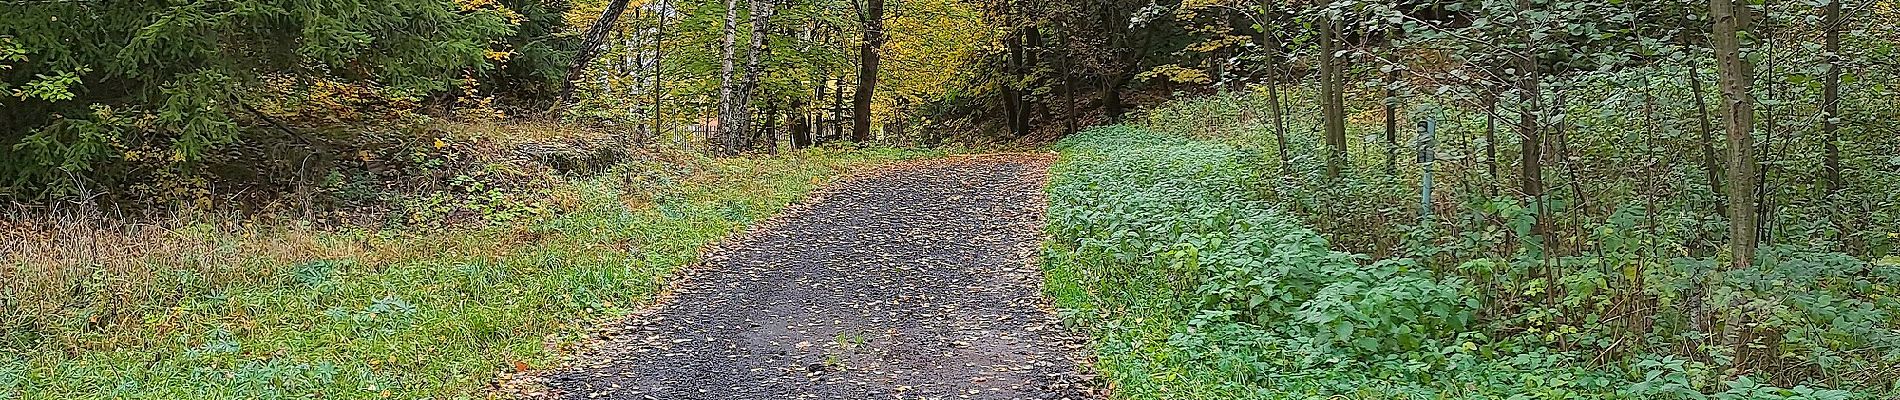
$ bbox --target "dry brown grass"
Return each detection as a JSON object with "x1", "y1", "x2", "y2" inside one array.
[
  {"x1": 0, "y1": 125, "x2": 597, "y2": 351},
  {"x1": 0, "y1": 143, "x2": 906, "y2": 354},
  {"x1": 0, "y1": 204, "x2": 573, "y2": 353},
  {"x1": 5, "y1": 211, "x2": 334, "y2": 349}
]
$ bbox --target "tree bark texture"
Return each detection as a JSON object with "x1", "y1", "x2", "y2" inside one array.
[{"x1": 1711, "y1": 0, "x2": 1759, "y2": 269}]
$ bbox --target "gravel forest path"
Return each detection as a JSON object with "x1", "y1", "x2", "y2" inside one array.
[{"x1": 523, "y1": 154, "x2": 1095, "y2": 400}]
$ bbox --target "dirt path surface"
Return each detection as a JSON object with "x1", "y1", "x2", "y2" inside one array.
[{"x1": 520, "y1": 154, "x2": 1094, "y2": 400}]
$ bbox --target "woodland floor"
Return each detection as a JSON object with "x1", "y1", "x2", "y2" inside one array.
[{"x1": 510, "y1": 154, "x2": 1097, "y2": 400}]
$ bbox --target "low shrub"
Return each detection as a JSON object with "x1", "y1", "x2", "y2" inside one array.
[{"x1": 1043, "y1": 126, "x2": 1879, "y2": 399}]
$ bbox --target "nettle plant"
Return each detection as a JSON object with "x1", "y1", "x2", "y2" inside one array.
[
  {"x1": 1046, "y1": 126, "x2": 1874, "y2": 399},
  {"x1": 1048, "y1": 126, "x2": 1474, "y2": 368}
]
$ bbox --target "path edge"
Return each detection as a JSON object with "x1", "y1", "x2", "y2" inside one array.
[{"x1": 491, "y1": 152, "x2": 1060, "y2": 398}]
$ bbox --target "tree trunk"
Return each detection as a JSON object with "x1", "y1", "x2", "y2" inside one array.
[
  {"x1": 717, "y1": 0, "x2": 742, "y2": 155},
  {"x1": 651, "y1": 0, "x2": 668, "y2": 147},
  {"x1": 1024, "y1": 26, "x2": 1045, "y2": 131},
  {"x1": 850, "y1": 0, "x2": 886, "y2": 143},
  {"x1": 812, "y1": 78, "x2": 827, "y2": 144},
  {"x1": 761, "y1": 100, "x2": 779, "y2": 153},
  {"x1": 1003, "y1": 85, "x2": 1024, "y2": 137},
  {"x1": 1096, "y1": 0, "x2": 1129, "y2": 123},
  {"x1": 1059, "y1": 25, "x2": 1078, "y2": 135},
  {"x1": 1756, "y1": 4, "x2": 1779, "y2": 247},
  {"x1": 1553, "y1": 86, "x2": 1589, "y2": 213},
  {"x1": 833, "y1": 76, "x2": 846, "y2": 141},
  {"x1": 1003, "y1": 29, "x2": 1029, "y2": 136},
  {"x1": 1711, "y1": 0, "x2": 1759, "y2": 269},
  {"x1": 1484, "y1": 89, "x2": 1499, "y2": 198},
  {"x1": 1378, "y1": 20, "x2": 1400, "y2": 175},
  {"x1": 625, "y1": 10, "x2": 645, "y2": 144},
  {"x1": 735, "y1": 0, "x2": 774, "y2": 151},
  {"x1": 1688, "y1": 59, "x2": 1726, "y2": 209},
  {"x1": 1385, "y1": 68, "x2": 1399, "y2": 175},
  {"x1": 1821, "y1": 0, "x2": 1843, "y2": 194},
  {"x1": 1319, "y1": 15, "x2": 1348, "y2": 181},
  {"x1": 1003, "y1": 30, "x2": 1021, "y2": 136},
  {"x1": 1512, "y1": 3, "x2": 1545, "y2": 237},
  {"x1": 791, "y1": 98, "x2": 812, "y2": 148},
  {"x1": 553, "y1": 0, "x2": 635, "y2": 115},
  {"x1": 1267, "y1": 61, "x2": 1290, "y2": 172},
  {"x1": 1262, "y1": 3, "x2": 1290, "y2": 172}
]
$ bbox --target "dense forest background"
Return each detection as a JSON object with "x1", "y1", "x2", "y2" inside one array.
[
  {"x1": 0, "y1": 0, "x2": 991, "y2": 210},
  {"x1": 4, "y1": 0, "x2": 1900, "y2": 398},
  {"x1": 5, "y1": 0, "x2": 1896, "y2": 225}
]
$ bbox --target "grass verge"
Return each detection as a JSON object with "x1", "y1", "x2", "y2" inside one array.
[{"x1": 2, "y1": 145, "x2": 945, "y2": 399}]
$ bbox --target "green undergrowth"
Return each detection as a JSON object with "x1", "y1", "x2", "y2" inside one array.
[
  {"x1": 1041, "y1": 126, "x2": 1880, "y2": 399},
  {"x1": 2, "y1": 145, "x2": 944, "y2": 399}
]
